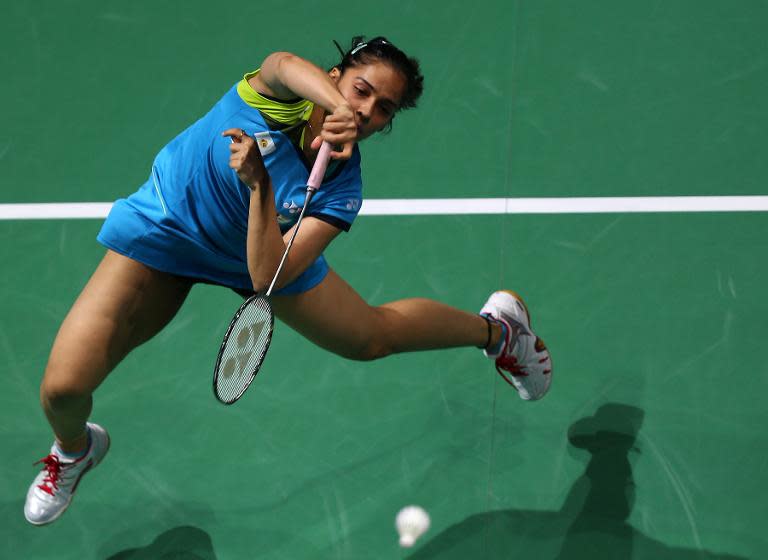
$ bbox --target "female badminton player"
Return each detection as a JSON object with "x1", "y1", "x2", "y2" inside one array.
[{"x1": 24, "y1": 36, "x2": 552, "y2": 525}]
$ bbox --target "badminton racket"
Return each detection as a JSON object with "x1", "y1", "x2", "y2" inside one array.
[{"x1": 213, "y1": 139, "x2": 332, "y2": 404}]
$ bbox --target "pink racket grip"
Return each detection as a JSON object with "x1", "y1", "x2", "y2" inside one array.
[{"x1": 307, "y1": 141, "x2": 333, "y2": 191}]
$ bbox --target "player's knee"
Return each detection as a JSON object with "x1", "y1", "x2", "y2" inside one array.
[
  {"x1": 341, "y1": 337, "x2": 393, "y2": 361},
  {"x1": 348, "y1": 309, "x2": 397, "y2": 361},
  {"x1": 40, "y1": 376, "x2": 91, "y2": 411},
  {"x1": 361, "y1": 339, "x2": 393, "y2": 361}
]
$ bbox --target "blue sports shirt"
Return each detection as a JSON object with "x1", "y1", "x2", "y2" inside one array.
[{"x1": 98, "y1": 76, "x2": 363, "y2": 294}]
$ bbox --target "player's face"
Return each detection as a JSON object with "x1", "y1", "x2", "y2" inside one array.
[{"x1": 334, "y1": 61, "x2": 406, "y2": 140}]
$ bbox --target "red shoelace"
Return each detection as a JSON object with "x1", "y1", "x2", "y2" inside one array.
[{"x1": 34, "y1": 455, "x2": 63, "y2": 496}]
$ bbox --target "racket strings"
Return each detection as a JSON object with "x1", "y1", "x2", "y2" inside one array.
[
  {"x1": 215, "y1": 297, "x2": 273, "y2": 403},
  {"x1": 214, "y1": 143, "x2": 331, "y2": 405}
]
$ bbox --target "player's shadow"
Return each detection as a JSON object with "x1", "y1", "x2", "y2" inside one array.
[
  {"x1": 407, "y1": 403, "x2": 745, "y2": 560},
  {"x1": 105, "y1": 525, "x2": 217, "y2": 560}
]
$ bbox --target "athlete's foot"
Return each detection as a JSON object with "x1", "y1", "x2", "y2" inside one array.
[
  {"x1": 24, "y1": 422, "x2": 110, "y2": 525},
  {"x1": 480, "y1": 290, "x2": 552, "y2": 400}
]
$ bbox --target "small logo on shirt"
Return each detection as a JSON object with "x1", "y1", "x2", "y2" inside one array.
[
  {"x1": 254, "y1": 132, "x2": 276, "y2": 156},
  {"x1": 277, "y1": 200, "x2": 302, "y2": 225},
  {"x1": 282, "y1": 200, "x2": 303, "y2": 214}
]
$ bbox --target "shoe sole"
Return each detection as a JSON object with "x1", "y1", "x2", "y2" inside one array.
[{"x1": 500, "y1": 289, "x2": 531, "y2": 325}]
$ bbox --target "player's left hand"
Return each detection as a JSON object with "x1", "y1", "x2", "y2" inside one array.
[{"x1": 222, "y1": 128, "x2": 270, "y2": 190}]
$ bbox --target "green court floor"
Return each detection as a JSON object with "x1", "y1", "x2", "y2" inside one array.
[{"x1": 2, "y1": 2, "x2": 767, "y2": 559}]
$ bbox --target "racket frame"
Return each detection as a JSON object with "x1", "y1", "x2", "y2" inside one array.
[
  {"x1": 212, "y1": 294, "x2": 275, "y2": 404},
  {"x1": 213, "y1": 140, "x2": 332, "y2": 404}
]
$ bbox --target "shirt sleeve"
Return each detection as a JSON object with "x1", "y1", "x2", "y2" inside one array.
[
  {"x1": 307, "y1": 154, "x2": 364, "y2": 231},
  {"x1": 237, "y1": 69, "x2": 313, "y2": 127}
]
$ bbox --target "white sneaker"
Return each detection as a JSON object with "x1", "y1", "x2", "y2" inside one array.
[
  {"x1": 480, "y1": 290, "x2": 552, "y2": 400},
  {"x1": 24, "y1": 422, "x2": 110, "y2": 525}
]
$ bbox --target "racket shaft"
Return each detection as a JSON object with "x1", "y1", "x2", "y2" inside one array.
[
  {"x1": 264, "y1": 142, "x2": 331, "y2": 296},
  {"x1": 265, "y1": 190, "x2": 315, "y2": 296}
]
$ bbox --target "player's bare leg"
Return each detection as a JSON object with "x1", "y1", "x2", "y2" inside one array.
[
  {"x1": 271, "y1": 268, "x2": 503, "y2": 360},
  {"x1": 26, "y1": 250, "x2": 191, "y2": 525},
  {"x1": 41, "y1": 250, "x2": 192, "y2": 449},
  {"x1": 272, "y1": 269, "x2": 552, "y2": 400}
]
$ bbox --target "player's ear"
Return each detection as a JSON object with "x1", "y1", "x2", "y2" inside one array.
[{"x1": 329, "y1": 67, "x2": 342, "y2": 82}]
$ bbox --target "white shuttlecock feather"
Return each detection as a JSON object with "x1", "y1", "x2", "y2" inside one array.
[{"x1": 396, "y1": 505, "x2": 431, "y2": 547}]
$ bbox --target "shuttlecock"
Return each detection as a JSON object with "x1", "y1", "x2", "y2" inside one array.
[{"x1": 395, "y1": 505, "x2": 430, "y2": 547}]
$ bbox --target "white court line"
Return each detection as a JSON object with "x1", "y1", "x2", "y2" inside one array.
[
  {"x1": 0, "y1": 203, "x2": 115, "y2": 220},
  {"x1": 363, "y1": 196, "x2": 768, "y2": 215},
  {"x1": 1, "y1": 196, "x2": 768, "y2": 220}
]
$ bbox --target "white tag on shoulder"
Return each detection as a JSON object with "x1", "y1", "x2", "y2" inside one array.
[{"x1": 253, "y1": 131, "x2": 276, "y2": 156}]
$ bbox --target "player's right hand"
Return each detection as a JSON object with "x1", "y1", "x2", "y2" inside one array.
[{"x1": 312, "y1": 102, "x2": 358, "y2": 160}]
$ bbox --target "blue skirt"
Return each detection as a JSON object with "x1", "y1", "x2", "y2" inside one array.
[{"x1": 97, "y1": 185, "x2": 328, "y2": 296}]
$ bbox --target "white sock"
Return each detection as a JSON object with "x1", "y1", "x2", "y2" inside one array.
[
  {"x1": 481, "y1": 314, "x2": 508, "y2": 356},
  {"x1": 53, "y1": 429, "x2": 90, "y2": 462}
]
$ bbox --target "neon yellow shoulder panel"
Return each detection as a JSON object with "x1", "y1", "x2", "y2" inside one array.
[{"x1": 237, "y1": 69, "x2": 314, "y2": 126}]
